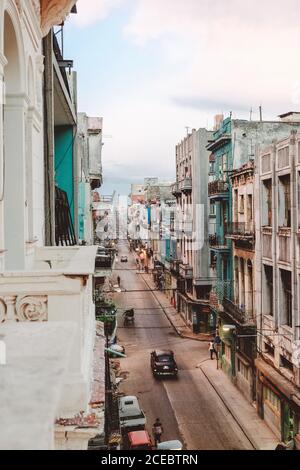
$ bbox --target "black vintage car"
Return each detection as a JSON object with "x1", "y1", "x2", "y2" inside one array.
[{"x1": 150, "y1": 350, "x2": 178, "y2": 378}]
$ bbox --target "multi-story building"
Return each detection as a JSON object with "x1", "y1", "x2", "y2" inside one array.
[
  {"x1": 77, "y1": 114, "x2": 103, "y2": 245},
  {"x1": 0, "y1": 1, "x2": 106, "y2": 450},
  {"x1": 208, "y1": 114, "x2": 300, "y2": 403},
  {"x1": 173, "y1": 128, "x2": 215, "y2": 334},
  {"x1": 255, "y1": 126, "x2": 300, "y2": 446}
]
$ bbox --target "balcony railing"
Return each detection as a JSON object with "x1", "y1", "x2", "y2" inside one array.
[
  {"x1": 171, "y1": 182, "x2": 181, "y2": 197},
  {"x1": 208, "y1": 180, "x2": 229, "y2": 197},
  {"x1": 278, "y1": 228, "x2": 291, "y2": 263},
  {"x1": 223, "y1": 298, "x2": 255, "y2": 326},
  {"x1": 262, "y1": 227, "x2": 272, "y2": 260},
  {"x1": 225, "y1": 222, "x2": 254, "y2": 237},
  {"x1": 209, "y1": 234, "x2": 228, "y2": 249},
  {"x1": 179, "y1": 264, "x2": 193, "y2": 279},
  {"x1": 179, "y1": 177, "x2": 192, "y2": 194}
]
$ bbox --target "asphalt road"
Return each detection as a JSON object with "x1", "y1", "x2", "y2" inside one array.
[{"x1": 111, "y1": 241, "x2": 253, "y2": 450}]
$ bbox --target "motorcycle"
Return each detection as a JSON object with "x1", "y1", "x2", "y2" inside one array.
[{"x1": 123, "y1": 308, "x2": 135, "y2": 326}]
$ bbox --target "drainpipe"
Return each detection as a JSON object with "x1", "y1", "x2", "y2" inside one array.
[{"x1": 272, "y1": 142, "x2": 278, "y2": 335}]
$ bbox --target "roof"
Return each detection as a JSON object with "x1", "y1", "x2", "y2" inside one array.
[
  {"x1": 278, "y1": 111, "x2": 300, "y2": 119},
  {"x1": 128, "y1": 431, "x2": 151, "y2": 446}
]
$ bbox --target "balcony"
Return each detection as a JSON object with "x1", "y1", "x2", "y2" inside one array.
[
  {"x1": 226, "y1": 222, "x2": 254, "y2": 240},
  {"x1": 179, "y1": 177, "x2": 192, "y2": 195},
  {"x1": 171, "y1": 182, "x2": 181, "y2": 197},
  {"x1": 209, "y1": 234, "x2": 230, "y2": 252},
  {"x1": 223, "y1": 298, "x2": 255, "y2": 326},
  {"x1": 208, "y1": 180, "x2": 229, "y2": 200},
  {"x1": 179, "y1": 264, "x2": 193, "y2": 279}
]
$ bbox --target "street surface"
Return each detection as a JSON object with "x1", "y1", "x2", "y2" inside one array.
[{"x1": 112, "y1": 241, "x2": 254, "y2": 450}]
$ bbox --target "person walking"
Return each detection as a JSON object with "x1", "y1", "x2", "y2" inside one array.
[
  {"x1": 152, "y1": 418, "x2": 163, "y2": 446},
  {"x1": 117, "y1": 275, "x2": 121, "y2": 287},
  {"x1": 209, "y1": 341, "x2": 216, "y2": 360}
]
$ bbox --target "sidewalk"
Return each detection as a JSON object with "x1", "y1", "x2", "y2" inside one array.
[
  {"x1": 200, "y1": 360, "x2": 278, "y2": 450},
  {"x1": 140, "y1": 272, "x2": 214, "y2": 342}
]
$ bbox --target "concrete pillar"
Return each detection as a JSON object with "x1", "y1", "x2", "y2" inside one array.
[
  {"x1": 0, "y1": 52, "x2": 7, "y2": 270},
  {"x1": 4, "y1": 94, "x2": 27, "y2": 270}
]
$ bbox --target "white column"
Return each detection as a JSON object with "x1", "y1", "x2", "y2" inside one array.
[
  {"x1": 0, "y1": 52, "x2": 7, "y2": 269},
  {"x1": 4, "y1": 93, "x2": 28, "y2": 270}
]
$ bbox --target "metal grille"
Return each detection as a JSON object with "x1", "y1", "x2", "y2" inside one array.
[{"x1": 55, "y1": 187, "x2": 77, "y2": 246}]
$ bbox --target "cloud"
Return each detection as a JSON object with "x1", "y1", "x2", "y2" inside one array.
[
  {"x1": 72, "y1": 0, "x2": 124, "y2": 27},
  {"x1": 124, "y1": 0, "x2": 300, "y2": 113}
]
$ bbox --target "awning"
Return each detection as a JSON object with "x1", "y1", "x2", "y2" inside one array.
[{"x1": 255, "y1": 358, "x2": 300, "y2": 408}]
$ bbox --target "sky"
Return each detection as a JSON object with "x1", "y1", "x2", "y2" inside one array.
[{"x1": 64, "y1": 0, "x2": 300, "y2": 196}]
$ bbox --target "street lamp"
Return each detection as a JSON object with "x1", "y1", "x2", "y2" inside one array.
[{"x1": 223, "y1": 325, "x2": 236, "y2": 333}]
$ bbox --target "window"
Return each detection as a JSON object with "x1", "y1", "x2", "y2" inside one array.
[
  {"x1": 238, "y1": 359, "x2": 249, "y2": 381},
  {"x1": 280, "y1": 270, "x2": 292, "y2": 327},
  {"x1": 278, "y1": 146, "x2": 289, "y2": 169},
  {"x1": 247, "y1": 194, "x2": 253, "y2": 225},
  {"x1": 264, "y1": 343, "x2": 275, "y2": 357},
  {"x1": 263, "y1": 387, "x2": 281, "y2": 413},
  {"x1": 239, "y1": 195, "x2": 245, "y2": 214},
  {"x1": 278, "y1": 175, "x2": 291, "y2": 228},
  {"x1": 210, "y1": 201, "x2": 216, "y2": 216},
  {"x1": 209, "y1": 160, "x2": 215, "y2": 174},
  {"x1": 263, "y1": 265, "x2": 273, "y2": 316},
  {"x1": 262, "y1": 179, "x2": 272, "y2": 226},
  {"x1": 280, "y1": 355, "x2": 293, "y2": 373}
]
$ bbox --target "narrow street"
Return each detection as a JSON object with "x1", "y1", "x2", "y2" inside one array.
[{"x1": 112, "y1": 241, "x2": 254, "y2": 451}]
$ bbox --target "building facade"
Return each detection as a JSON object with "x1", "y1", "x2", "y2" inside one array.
[
  {"x1": 255, "y1": 128, "x2": 300, "y2": 446},
  {"x1": 173, "y1": 128, "x2": 215, "y2": 333},
  {"x1": 0, "y1": 1, "x2": 106, "y2": 450}
]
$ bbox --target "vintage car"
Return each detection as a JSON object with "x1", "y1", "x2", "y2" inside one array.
[
  {"x1": 121, "y1": 256, "x2": 128, "y2": 263},
  {"x1": 119, "y1": 396, "x2": 146, "y2": 432},
  {"x1": 157, "y1": 440, "x2": 183, "y2": 450},
  {"x1": 126, "y1": 431, "x2": 153, "y2": 450},
  {"x1": 150, "y1": 350, "x2": 178, "y2": 378}
]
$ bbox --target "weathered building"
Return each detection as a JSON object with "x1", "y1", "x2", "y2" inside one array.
[
  {"x1": 174, "y1": 128, "x2": 215, "y2": 333},
  {"x1": 77, "y1": 113, "x2": 103, "y2": 244},
  {"x1": 255, "y1": 125, "x2": 300, "y2": 447},
  {"x1": 0, "y1": 1, "x2": 106, "y2": 450},
  {"x1": 208, "y1": 115, "x2": 300, "y2": 400}
]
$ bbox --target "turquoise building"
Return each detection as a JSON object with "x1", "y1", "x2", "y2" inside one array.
[{"x1": 208, "y1": 117, "x2": 233, "y2": 303}]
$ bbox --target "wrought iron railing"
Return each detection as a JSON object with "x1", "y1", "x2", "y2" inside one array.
[
  {"x1": 208, "y1": 180, "x2": 229, "y2": 196},
  {"x1": 223, "y1": 298, "x2": 255, "y2": 326},
  {"x1": 55, "y1": 187, "x2": 77, "y2": 246}
]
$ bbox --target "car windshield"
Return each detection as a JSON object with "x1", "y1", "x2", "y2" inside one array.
[
  {"x1": 157, "y1": 355, "x2": 172, "y2": 362},
  {"x1": 120, "y1": 414, "x2": 144, "y2": 421}
]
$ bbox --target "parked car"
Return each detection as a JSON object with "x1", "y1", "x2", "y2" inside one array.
[
  {"x1": 126, "y1": 431, "x2": 153, "y2": 450},
  {"x1": 121, "y1": 256, "x2": 128, "y2": 262},
  {"x1": 150, "y1": 350, "x2": 178, "y2": 378},
  {"x1": 157, "y1": 440, "x2": 183, "y2": 450},
  {"x1": 119, "y1": 396, "x2": 146, "y2": 432}
]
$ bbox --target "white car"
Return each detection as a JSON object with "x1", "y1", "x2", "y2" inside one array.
[
  {"x1": 119, "y1": 396, "x2": 146, "y2": 430},
  {"x1": 157, "y1": 440, "x2": 183, "y2": 450}
]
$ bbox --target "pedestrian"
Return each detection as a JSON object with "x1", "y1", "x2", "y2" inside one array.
[
  {"x1": 152, "y1": 418, "x2": 163, "y2": 446},
  {"x1": 117, "y1": 275, "x2": 121, "y2": 287},
  {"x1": 214, "y1": 334, "x2": 221, "y2": 360},
  {"x1": 209, "y1": 341, "x2": 216, "y2": 360}
]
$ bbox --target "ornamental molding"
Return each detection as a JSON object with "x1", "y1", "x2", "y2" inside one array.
[
  {"x1": 0, "y1": 295, "x2": 48, "y2": 322},
  {"x1": 40, "y1": 0, "x2": 77, "y2": 37}
]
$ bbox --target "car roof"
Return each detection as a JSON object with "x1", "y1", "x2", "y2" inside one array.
[
  {"x1": 128, "y1": 431, "x2": 151, "y2": 445},
  {"x1": 119, "y1": 396, "x2": 140, "y2": 407},
  {"x1": 157, "y1": 440, "x2": 183, "y2": 450}
]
